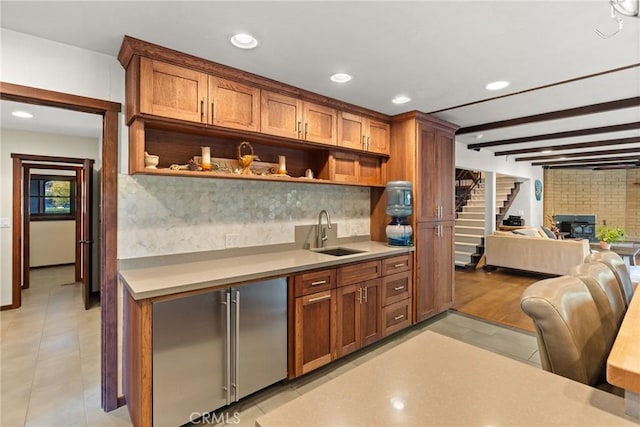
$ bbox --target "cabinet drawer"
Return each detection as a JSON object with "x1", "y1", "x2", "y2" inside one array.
[
  {"x1": 294, "y1": 269, "x2": 336, "y2": 297},
  {"x1": 337, "y1": 260, "x2": 381, "y2": 286},
  {"x1": 382, "y1": 299, "x2": 411, "y2": 336},
  {"x1": 382, "y1": 255, "x2": 412, "y2": 276},
  {"x1": 381, "y1": 271, "x2": 412, "y2": 307}
]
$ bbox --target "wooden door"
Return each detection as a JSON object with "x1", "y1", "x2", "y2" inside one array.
[
  {"x1": 358, "y1": 156, "x2": 383, "y2": 185},
  {"x1": 367, "y1": 119, "x2": 390, "y2": 155},
  {"x1": 260, "y1": 91, "x2": 302, "y2": 139},
  {"x1": 435, "y1": 130, "x2": 455, "y2": 221},
  {"x1": 294, "y1": 289, "x2": 335, "y2": 376},
  {"x1": 139, "y1": 58, "x2": 208, "y2": 123},
  {"x1": 415, "y1": 222, "x2": 437, "y2": 321},
  {"x1": 435, "y1": 221, "x2": 455, "y2": 311},
  {"x1": 360, "y1": 279, "x2": 382, "y2": 347},
  {"x1": 208, "y1": 76, "x2": 260, "y2": 131},
  {"x1": 303, "y1": 102, "x2": 337, "y2": 145},
  {"x1": 416, "y1": 126, "x2": 439, "y2": 222},
  {"x1": 79, "y1": 159, "x2": 94, "y2": 310},
  {"x1": 336, "y1": 284, "x2": 361, "y2": 357},
  {"x1": 338, "y1": 112, "x2": 365, "y2": 150}
]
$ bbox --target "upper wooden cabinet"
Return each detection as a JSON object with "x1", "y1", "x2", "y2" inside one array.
[
  {"x1": 208, "y1": 76, "x2": 260, "y2": 131},
  {"x1": 140, "y1": 57, "x2": 208, "y2": 123},
  {"x1": 139, "y1": 58, "x2": 260, "y2": 131},
  {"x1": 261, "y1": 91, "x2": 337, "y2": 145},
  {"x1": 338, "y1": 112, "x2": 390, "y2": 155}
]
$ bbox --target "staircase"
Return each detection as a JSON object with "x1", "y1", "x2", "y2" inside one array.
[{"x1": 454, "y1": 175, "x2": 521, "y2": 269}]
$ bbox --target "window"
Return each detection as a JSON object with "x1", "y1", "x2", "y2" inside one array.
[{"x1": 29, "y1": 175, "x2": 76, "y2": 220}]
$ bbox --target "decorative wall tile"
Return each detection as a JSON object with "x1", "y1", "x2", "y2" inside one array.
[{"x1": 118, "y1": 175, "x2": 371, "y2": 258}]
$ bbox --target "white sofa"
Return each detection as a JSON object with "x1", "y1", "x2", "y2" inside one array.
[{"x1": 485, "y1": 231, "x2": 591, "y2": 276}]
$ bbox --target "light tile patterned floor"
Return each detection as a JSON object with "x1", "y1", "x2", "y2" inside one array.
[{"x1": 1, "y1": 266, "x2": 540, "y2": 427}]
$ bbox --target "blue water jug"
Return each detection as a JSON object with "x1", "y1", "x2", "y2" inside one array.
[{"x1": 386, "y1": 181, "x2": 412, "y2": 217}]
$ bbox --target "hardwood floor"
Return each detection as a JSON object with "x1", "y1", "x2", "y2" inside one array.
[{"x1": 453, "y1": 267, "x2": 552, "y2": 333}]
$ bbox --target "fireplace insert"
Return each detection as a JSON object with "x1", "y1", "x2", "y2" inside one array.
[{"x1": 555, "y1": 214, "x2": 597, "y2": 241}]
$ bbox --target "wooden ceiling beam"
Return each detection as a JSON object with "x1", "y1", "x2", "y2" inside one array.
[
  {"x1": 493, "y1": 136, "x2": 640, "y2": 156},
  {"x1": 532, "y1": 155, "x2": 640, "y2": 166},
  {"x1": 458, "y1": 97, "x2": 640, "y2": 135},
  {"x1": 468, "y1": 122, "x2": 640, "y2": 150},
  {"x1": 517, "y1": 147, "x2": 640, "y2": 161},
  {"x1": 544, "y1": 162, "x2": 639, "y2": 169}
]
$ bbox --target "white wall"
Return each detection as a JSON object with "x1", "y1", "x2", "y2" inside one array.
[
  {"x1": 0, "y1": 29, "x2": 123, "y2": 306},
  {"x1": 0, "y1": 129, "x2": 99, "y2": 303},
  {"x1": 30, "y1": 221, "x2": 76, "y2": 267},
  {"x1": 455, "y1": 141, "x2": 544, "y2": 228}
]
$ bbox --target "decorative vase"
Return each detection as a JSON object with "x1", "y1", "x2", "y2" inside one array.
[
  {"x1": 237, "y1": 142, "x2": 255, "y2": 175},
  {"x1": 201, "y1": 146, "x2": 212, "y2": 171},
  {"x1": 599, "y1": 241, "x2": 612, "y2": 250},
  {"x1": 144, "y1": 151, "x2": 159, "y2": 169}
]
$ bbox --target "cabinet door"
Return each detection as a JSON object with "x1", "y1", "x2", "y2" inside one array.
[
  {"x1": 361, "y1": 279, "x2": 382, "y2": 347},
  {"x1": 358, "y1": 155, "x2": 383, "y2": 185},
  {"x1": 415, "y1": 221, "x2": 454, "y2": 322},
  {"x1": 261, "y1": 91, "x2": 303, "y2": 139},
  {"x1": 140, "y1": 57, "x2": 208, "y2": 123},
  {"x1": 336, "y1": 284, "x2": 361, "y2": 357},
  {"x1": 338, "y1": 112, "x2": 366, "y2": 150},
  {"x1": 416, "y1": 125, "x2": 455, "y2": 222},
  {"x1": 367, "y1": 119, "x2": 390, "y2": 155},
  {"x1": 303, "y1": 102, "x2": 337, "y2": 145},
  {"x1": 294, "y1": 290, "x2": 335, "y2": 376},
  {"x1": 209, "y1": 76, "x2": 260, "y2": 131},
  {"x1": 329, "y1": 151, "x2": 359, "y2": 183}
]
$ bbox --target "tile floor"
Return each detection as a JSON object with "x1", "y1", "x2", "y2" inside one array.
[{"x1": 1, "y1": 266, "x2": 541, "y2": 427}]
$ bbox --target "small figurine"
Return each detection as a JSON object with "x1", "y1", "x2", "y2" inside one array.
[{"x1": 237, "y1": 142, "x2": 258, "y2": 175}]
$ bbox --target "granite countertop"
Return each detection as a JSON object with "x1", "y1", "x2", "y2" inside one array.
[
  {"x1": 256, "y1": 331, "x2": 635, "y2": 427},
  {"x1": 118, "y1": 241, "x2": 413, "y2": 300}
]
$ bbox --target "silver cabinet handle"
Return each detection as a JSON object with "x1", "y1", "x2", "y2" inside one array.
[
  {"x1": 297, "y1": 121, "x2": 302, "y2": 137},
  {"x1": 211, "y1": 101, "x2": 215, "y2": 123},
  {"x1": 232, "y1": 289, "x2": 240, "y2": 401},
  {"x1": 200, "y1": 99, "x2": 205, "y2": 121},
  {"x1": 224, "y1": 291, "x2": 231, "y2": 403},
  {"x1": 394, "y1": 263, "x2": 405, "y2": 268},
  {"x1": 362, "y1": 135, "x2": 367, "y2": 150},
  {"x1": 363, "y1": 286, "x2": 368, "y2": 303},
  {"x1": 311, "y1": 280, "x2": 327, "y2": 286},
  {"x1": 308, "y1": 294, "x2": 331, "y2": 303},
  {"x1": 394, "y1": 286, "x2": 405, "y2": 291},
  {"x1": 367, "y1": 136, "x2": 371, "y2": 150},
  {"x1": 394, "y1": 314, "x2": 405, "y2": 321},
  {"x1": 305, "y1": 122, "x2": 309, "y2": 139},
  {"x1": 357, "y1": 287, "x2": 362, "y2": 303}
]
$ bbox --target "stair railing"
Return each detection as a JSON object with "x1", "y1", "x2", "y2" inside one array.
[{"x1": 455, "y1": 170, "x2": 482, "y2": 214}]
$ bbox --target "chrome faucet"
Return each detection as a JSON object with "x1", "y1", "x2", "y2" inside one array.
[{"x1": 316, "y1": 209, "x2": 332, "y2": 248}]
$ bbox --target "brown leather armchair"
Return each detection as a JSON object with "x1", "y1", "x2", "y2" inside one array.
[
  {"x1": 520, "y1": 276, "x2": 609, "y2": 386},
  {"x1": 586, "y1": 251, "x2": 634, "y2": 307},
  {"x1": 572, "y1": 262, "x2": 626, "y2": 350}
]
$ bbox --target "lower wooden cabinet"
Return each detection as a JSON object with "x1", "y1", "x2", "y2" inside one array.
[
  {"x1": 291, "y1": 254, "x2": 413, "y2": 378},
  {"x1": 336, "y1": 279, "x2": 382, "y2": 357},
  {"x1": 293, "y1": 289, "x2": 336, "y2": 377}
]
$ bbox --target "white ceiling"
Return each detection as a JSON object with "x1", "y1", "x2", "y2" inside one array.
[{"x1": 1, "y1": 1, "x2": 639, "y2": 167}]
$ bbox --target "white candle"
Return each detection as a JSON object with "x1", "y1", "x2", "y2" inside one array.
[
  {"x1": 278, "y1": 155, "x2": 286, "y2": 173},
  {"x1": 201, "y1": 146, "x2": 211, "y2": 164}
]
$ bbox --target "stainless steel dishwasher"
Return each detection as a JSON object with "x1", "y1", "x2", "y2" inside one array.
[{"x1": 152, "y1": 278, "x2": 287, "y2": 427}]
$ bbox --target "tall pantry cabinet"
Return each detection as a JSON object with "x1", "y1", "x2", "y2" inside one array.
[{"x1": 372, "y1": 111, "x2": 458, "y2": 323}]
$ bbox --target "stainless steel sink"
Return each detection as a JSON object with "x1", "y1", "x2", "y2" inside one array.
[{"x1": 314, "y1": 247, "x2": 366, "y2": 256}]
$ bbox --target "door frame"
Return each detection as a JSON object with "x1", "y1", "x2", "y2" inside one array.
[
  {"x1": 1, "y1": 82, "x2": 122, "y2": 411},
  {"x1": 20, "y1": 162, "x2": 83, "y2": 290}
]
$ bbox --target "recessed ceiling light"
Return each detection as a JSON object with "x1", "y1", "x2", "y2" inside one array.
[
  {"x1": 392, "y1": 95, "x2": 411, "y2": 105},
  {"x1": 12, "y1": 111, "x2": 33, "y2": 119},
  {"x1": 475, "y1": 134, "x2": 484, "y2": 139},
  {"x1": 330, "y1": 73, "x2": 352, "y2": 83},
  {"x1": 485, "y1": 80, "x2": 510, "y2": 91},
  {"x1": 541, "y1": 150, "x2": 553, "y2": 154},
  {"x1": 230, "y1": 33, "x2": 258, "y2": 49}
]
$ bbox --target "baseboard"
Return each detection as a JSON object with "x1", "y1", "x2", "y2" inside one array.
[
  {"x1": 117, "y1": 395, "x2": 126, "y2": 408},
  {"x1": 0, "y1": 303, "x2": 17, "y2": 311}
]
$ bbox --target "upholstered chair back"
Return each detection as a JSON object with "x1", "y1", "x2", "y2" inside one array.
[
  {"x1": 520, "y1": 276, "x2": 607, "y2": 386},
  {"x1": 572, "y1": 262, "x2": 626, "y2": 350},
  {"x1": 585, "y1": 251, "x2": 634, "y2": 307}
]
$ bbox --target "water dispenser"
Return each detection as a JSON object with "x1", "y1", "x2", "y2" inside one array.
[{"x1": 385, "y1": 181, "x2": 413, "y2": 246}]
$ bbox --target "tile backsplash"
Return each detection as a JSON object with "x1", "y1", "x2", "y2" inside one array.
[{"x1": 118, "y1": 174, "x2": 371, "y2": 259}]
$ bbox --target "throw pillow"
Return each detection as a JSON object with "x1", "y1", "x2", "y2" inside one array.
[
  {"x1": 512, "y1": 228, "x2": 542, "y2": 238},
  {"x1": 540, "y1": 226, "x2": 557, "y2": 240}
]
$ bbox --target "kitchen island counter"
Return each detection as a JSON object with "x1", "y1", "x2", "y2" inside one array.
[
  {"x1": 119, "y1": 241, "x2": 412, "y2": 300},
  {"x1": 256, "y1": 331, "x2": 635, "y2": 427}
]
